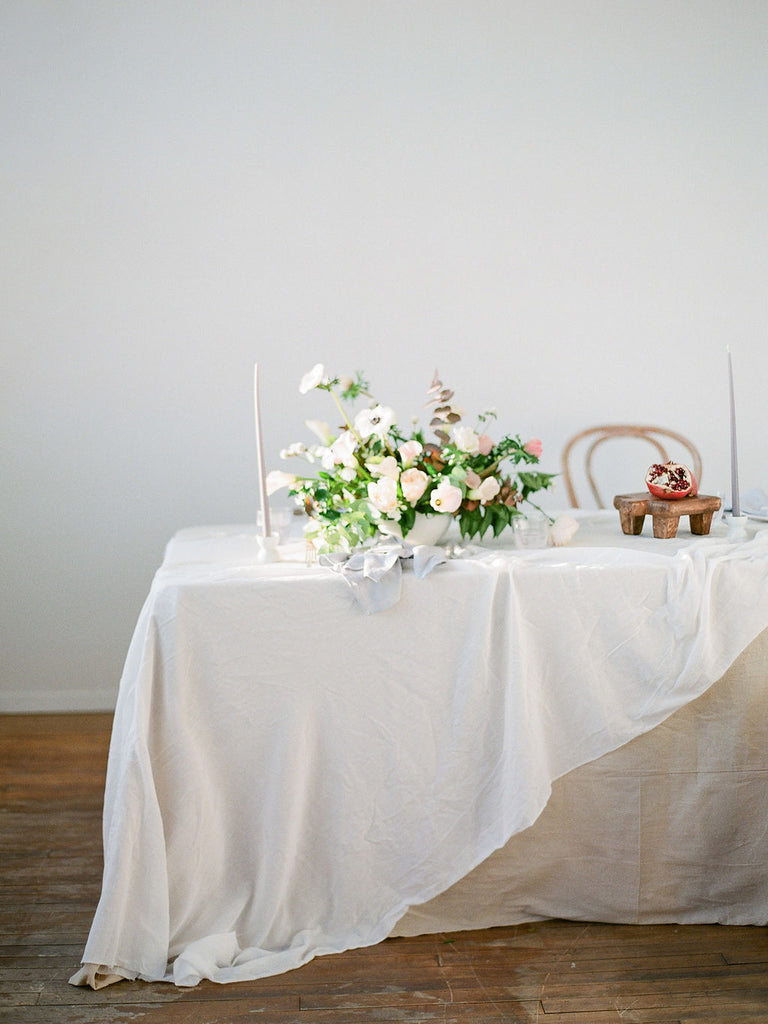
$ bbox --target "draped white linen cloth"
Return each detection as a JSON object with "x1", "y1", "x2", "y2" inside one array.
[{"x1": 71, "y1": 515, "x2": 768, "y2": 988}]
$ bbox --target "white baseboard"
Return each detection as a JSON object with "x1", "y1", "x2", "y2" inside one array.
[{"x1": 0, "y1": 687, "x2": 117, "y2": 714}]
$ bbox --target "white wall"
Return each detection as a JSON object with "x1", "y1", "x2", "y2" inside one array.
[{"x1": 2, "y1": 0, "x2": 767, "y2": 712}]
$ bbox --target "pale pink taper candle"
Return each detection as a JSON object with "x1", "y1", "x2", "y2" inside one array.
[
  {"x1": 727, "y1": 347, "x2": 740, "y2": 517},
  {"x1": 253, "y1": 363, "x2": 272, "y2": 537}
]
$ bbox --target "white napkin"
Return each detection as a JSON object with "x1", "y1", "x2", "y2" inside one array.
[{"x1": 320, "y1": 540, "x2": 447, "y2": 613}]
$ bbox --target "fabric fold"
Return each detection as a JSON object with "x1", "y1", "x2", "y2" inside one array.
[
  {"x1": 319, "y1": 540, "x2": 447, "y2": 612},
  {"x1": 69, "y1": 520, "x2": 768, "y2": 989}
]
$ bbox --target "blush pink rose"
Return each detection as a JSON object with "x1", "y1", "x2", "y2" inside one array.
[
  {"x1": 367, "y1": 477, "x2": 399, "y2": 516},
  {"x1": 400, "y1": 468, "x2": 429, "y2": 504},
  {"x1": 478, "y1": 434, "x2": 493, "y2": 455},
  {"x1": 524, "y1": 438, "x2": 543, "y2": 458}
]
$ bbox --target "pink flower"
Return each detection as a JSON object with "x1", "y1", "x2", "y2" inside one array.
[
  {"x1": 524, "y1": 438, "x2": 543, "y2": 458},
  {"x1": 478, "y1": 434, "x2": 493, "y2": 455},
  {"x1": 397, "y1": 440, "x2": 423, "y2": 467},
  {"x1": 465, "y1": 470, "x2": 482, "y2": 489},
  {"x1": 401, "y1": 468, "x2": 429, "y2": 504},
  {"x1": 429, "y1": 478, "x2": 463, "y2": 514}
]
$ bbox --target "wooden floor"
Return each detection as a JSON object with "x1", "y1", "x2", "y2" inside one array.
[{"x1": 1, "y1": 715, "x2": 767, "y2": 1024}]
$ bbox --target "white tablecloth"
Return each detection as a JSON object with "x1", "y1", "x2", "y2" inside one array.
[{"x1": 72, "y1": 513, "x2": 768, "y2": 987}]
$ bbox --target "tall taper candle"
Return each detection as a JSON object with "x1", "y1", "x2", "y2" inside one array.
[
  {"x1": 253, "y1": 363, "x2": 272, "y2": 537},
  {"x1": 727, "y1": 347, "x2": 740, "y2": 517}
]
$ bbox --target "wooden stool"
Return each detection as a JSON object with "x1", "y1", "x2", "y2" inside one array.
[{"x1": 613, "y1": 493, "x2": 722, "y2": 539}]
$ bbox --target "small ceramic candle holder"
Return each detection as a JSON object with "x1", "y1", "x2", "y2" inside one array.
[
  {"x1": 255, "y1": 534, "x2": 280, "y2": 563},
  {"x1": 726, "y1": 514, "x2": 750, "y2": 540}
]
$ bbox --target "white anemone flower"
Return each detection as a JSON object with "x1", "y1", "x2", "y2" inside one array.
[
  {"x1": 354, "y1": 404, "x2": 396, "y2": 440},
  {"x1": 299, "y1": 363, "x2": 327, "y2": 394}
]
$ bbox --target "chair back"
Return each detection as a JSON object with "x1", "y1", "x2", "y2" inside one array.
[{"x1": 562, "y1": 425, "x2": 703, "y2": 508}]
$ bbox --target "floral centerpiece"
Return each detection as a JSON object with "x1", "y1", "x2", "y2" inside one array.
[{"x1": 267, "y1": 364, "x2": 556, "y2": 553}]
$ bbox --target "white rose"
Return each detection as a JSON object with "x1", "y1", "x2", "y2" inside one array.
[
  {"x1": 401, "y1": 468, "x2": 429, "y2": 504},
  {"x1": 367, "y1": 477, "x2": 399, "y2": 516},
  {"x1": 453, "y1": 426, "x2": 480, "y2": 454}
]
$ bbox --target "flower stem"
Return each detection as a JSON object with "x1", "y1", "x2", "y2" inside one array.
[{"x1": 329, "y1": 387, "x2": 363, "y2": 444}]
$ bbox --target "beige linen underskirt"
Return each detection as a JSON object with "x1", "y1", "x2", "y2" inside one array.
[{"x1": 393, "y1": 629, "x2": 768, "y2": 935}]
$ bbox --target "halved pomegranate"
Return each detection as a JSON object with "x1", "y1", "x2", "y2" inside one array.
[{"x1": 645, "y1": 461, "x2": 697, "y2": 500}]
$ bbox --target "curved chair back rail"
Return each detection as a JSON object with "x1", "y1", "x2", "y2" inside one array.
[{"x1": 562, "y1": 425, "x2": 703, "y2": 509}]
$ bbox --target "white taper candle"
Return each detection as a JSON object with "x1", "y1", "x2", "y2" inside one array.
[
  {"x1": 727, "y1": 347, "x2": 740, "y2": 517},
  {"x1": 254, "y1": 363, "x2": 272, "y2": 537}
]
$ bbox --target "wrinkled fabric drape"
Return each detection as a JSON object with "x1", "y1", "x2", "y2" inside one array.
[{"x1": 71, "y1": 518, "x2": 768, "y2": 987}]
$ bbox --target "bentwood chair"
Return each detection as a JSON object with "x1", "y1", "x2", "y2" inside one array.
[{"x1": 561, "y1": 425, "x2": 703, "y2": 509}]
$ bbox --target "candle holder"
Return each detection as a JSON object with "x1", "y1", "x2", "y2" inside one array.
[
  {"x1": 255, "y1": 534, "x2": 280, "y2": 563},
  {"x1": 726, "y1": 514, "x2": 750, "y2": 540}
]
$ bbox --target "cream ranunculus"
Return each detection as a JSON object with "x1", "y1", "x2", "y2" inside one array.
[
  {"x1": 400, "y1": 468, "x2": 429, "y2": 504},
  {"x1": 429, "y1": 478, "x2": 463, "y2": 514},
  {"x1": 367, "y1": 476, "x2": 399, "y2": 516},
  {"x1": 354, "y1": 404, "x2": 396, "y2": 440},
  {"x1": 299, "y1": 363, "x2": 327, "y2": 394},
  {"x1": 453, "y1": 426, "x2": 480, "y2": 454}
]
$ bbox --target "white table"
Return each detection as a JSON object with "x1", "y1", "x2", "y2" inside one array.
[{"x1": 72, "y1": 513, "x2": 768, "y2": 988}]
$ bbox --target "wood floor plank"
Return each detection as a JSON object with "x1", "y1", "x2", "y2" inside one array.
[{"x1": 2, "y1": 712, "x2": 768, "y2": 1024}]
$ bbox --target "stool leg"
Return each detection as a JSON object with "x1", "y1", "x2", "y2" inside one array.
[
  {"x1": 689, "y1": 512, "x2": 714, "y2": 536},
  {"x1": 619, "y1": 510, "x2": 645, "y2": 535},
  {"x1": 652, "y1": 516, "x2": 679, "y2": 539}
]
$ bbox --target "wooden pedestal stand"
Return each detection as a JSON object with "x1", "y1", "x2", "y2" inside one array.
[{"x1": 613, "y1": 493, "x2": 722, "y2": 539}]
